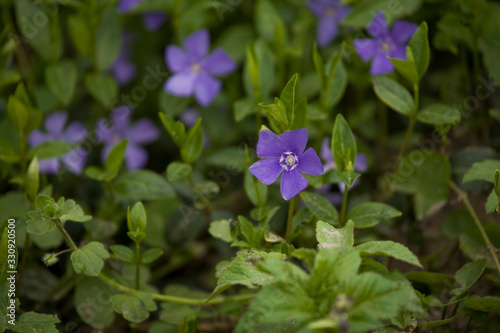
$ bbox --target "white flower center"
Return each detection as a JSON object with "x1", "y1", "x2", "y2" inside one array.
[
  {"x1": 191, "y1": 63, "x2": 201, "y2": 73},
  {"x1": 381, "y1": 42, "x2": 392, "y2": 53},
  {"x1": 280, "y1": 152, "x2": 299, "y2": 172}
]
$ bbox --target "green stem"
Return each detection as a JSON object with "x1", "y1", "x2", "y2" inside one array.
[
  {"x1": 339, "y1": 187, "x2": 349, "y2": 225},
  {"x1": 16, "y1": 233, "x2": 30, "y2": 293},
  {"x1": 450, "y1": 181, "x2": 500, "y2": 276},
  {"x1": 135, "y1": 242, "x2": 141, "y2": 290},
  {"x1": 98, "y1": 273, "x2": 255, "y2": 305},
  {"x1": 395, "y1": 83, "x2": 419, "y2": 169},
  {"x1": 285, "y1": 196, "x2": 297, "y2": 242},
  {"x1": 55, "y1": 219, "x2": 78, "y2": 251}
]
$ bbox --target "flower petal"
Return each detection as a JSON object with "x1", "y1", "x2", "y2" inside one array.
[
  {"x1": 280, "y1": 169, "x2": 308, "y2": 200},
  {"x1": 128, "y1": 119, "x2": 160, "y2": 144},
  {"x1": 164, "y1": 70, "x2": 198, "y2": 97},
  {"x1": 125, "y1": 143, "x2": 149, "y2": 170},
  {"x1": 203, "y1": 49, "x2": 236, "y2": 76},
  {"x1": 367, "y1": 11, "x2": 388, "y2": 38},
  {"x1": 63, "y1": 122, "x2": 87, "y2": 143},
  {"x1": 298, "y1": 148, "x2": 324, "y2": 176},
  {"x1": 117, "y1": 0, "x2": 141, "y2": 12},
  {"x1": 354, "y1": 39, "x2": 378, "y2": 61},
  {"x1": 111, "y1": 106, "x2": 132, "y2": 133},
  {"x1": 183, "y1": 29, "x2": 210, "y2": 59},
  {"x1": 257, "y1": 130, "x2": 285, "y2": 158},
  {"x1": 249, "y1": 158, "x2": 283, "y2": 186},
  {"x1": 45, "y1": 111, "x2": 68, "y2": 136},
  {"x1": 165, "y1": 45, "x2": 189, "y2": 72},
  {"x1": 317, "y1": 17, "x2": 338, "y2": 47},
  {"x1": 96, "y1": 118, "x2": 115, "y2": 143},
  {"x1": 194, "y1": 73, "x2": 221, "y2": 106},
  {"x1": 388, "y1": 45, "x2": 406, "y2": 60},
  {"x1": 38, "y1": 158, "x2": 60, "y2": 174},
  {"x1": 336, "y1": 5, "x2": 351, "y2": 20},
  {"x1": 112, "y1": 57, "x2": 137, "y2": 86},
  {"x1": 29, "y1": 129, "x2": 49, "y2": 146},
  {"x1": 355, "y1": 153, "x2": 369, "y2": 173},
  {"x1": 370, "y1": 52, "x2": 394, "y2": 76},
  {"x1": 143, "y1": 12, "x2": 166, "y2": 32},
  {"x1": 320, "y1": 137, "x2": 333, "y2": 162},
  {"x1": 280, "y1": 128, "x2": 308, "y2": 155},
  {"x1": 101, "y1": 143, "x2": 114, "y2": 163},
  {"x1": 390, "y1": 20, "x2": 418, "y2": 44},
  {"x1": 61, "y1": 148, "x2": 87, "y2": 175}
]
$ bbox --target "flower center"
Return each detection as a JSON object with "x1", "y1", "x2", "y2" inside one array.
[
  {"x1": 326, "y1": 7, "x2": 336, "y2": 17},
  {"x1": 381, "y1": 42, "x2": 392, "y2": 53},
  {"x1": 191, "y1": 63, "x2": 201, "y2": 73},
  {"x1": 112, "y1": 133, "x2": 123, "y2": 144},
  {"x1": 280, "y1": 152, "x2": 299, "y2": 172}
]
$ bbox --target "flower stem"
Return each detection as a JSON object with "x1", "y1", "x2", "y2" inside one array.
[
  {"x1": 285, "y1": 196, "x2": 297, "y2": 242},
  {"x1": 135, "y1": 242, "x2": 141, "y2": 290},
  {"x1": 395, "y1": 83, "x2": 419, "y2": 170},
  {"x1": 450, "y1": 181, "x2": 500, "y2": 276},
  {"x1": 55, "y1": 219, "x2": 78, "y2": 251},
  {"x1": 339, "y1": 188, "x2": 349, "y2": 225}
]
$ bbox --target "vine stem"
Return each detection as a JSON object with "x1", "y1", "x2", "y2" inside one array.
[
  {"x1": 339, "y1": 187, "x2": 349, "y2": 225},
  {"x1": 55, "y1": 219, "x2": 78, "y2": 251},
  {"x1": 285, "y1": 196, "x2": 297, "y2": 242},
  {"x1": 450, "y1": 181, "x2": 500, "y2": 276},
  {"x1": 135, "y1": 242, "x2": 141, "y2": 290},
  {"x1": 395, "y1": 83, "x2": 419, "y2": 170}
]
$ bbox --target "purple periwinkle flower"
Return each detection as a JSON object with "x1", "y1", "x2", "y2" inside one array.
[
  {"x1": 308, "y1": 0, "x2": 351, "y2": 47},
  {"x1": 96, "y1": 106, "x2": 160, "y2": 170},
  {"x1": 353, "y1": 12, "x2": 418, "y2": 76},
  {"x1": 118, "y1": 0, "x2": 167, "y2": 32},
  {"x1": 29, "y1": 111, "x2": 88, "y2": 175},
  {"x1": 111, "y1": 33, "x2": 136, "y2": 86},
  {"x1": 164, "y1": 29, "x2": 237, "y2": 107},
  {"x1": 249, "y1": 129, "x2": 324, "y2": 201}
]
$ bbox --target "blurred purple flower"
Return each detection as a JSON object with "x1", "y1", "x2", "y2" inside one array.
[
  {"x1": 29, "y1": 111, "x2": 88, "y2": 175},
  {"x1": 308, "y1": 0, "x2": 351, "y2": 47},
  {"x1": 320, "y1": 137, "x2": 368, "y2": 194},
  {"x1": 249, "y1": 129, "x2": 323, "y2": 201},
  {"x1": 353, "y1": 12, "x2": 417, "y2": 75},
  {"x1": 164, "y1": 29, "x2": 237, "y2": 107},
  {"x1": 118, "y1": 0, "x2": 166, "y2": 32},
  {"x1": 111, "y1": 33, "x2": 136, "y2": 86},
  {"x1": 96, "y1": 106, "x2": 160, "y2": 170}
]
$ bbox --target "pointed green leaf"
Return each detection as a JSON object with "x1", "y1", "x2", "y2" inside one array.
[
  {"x1": 372, "y1": 77, "x2": 414, "y2": 116},
  {"x1": 417, "y1": 104, "x2": 461, "y2": 126},
  {"x1": 105, "y1": 139, "x2": 128, "y2": 176},
  {"x1": 300, "y1": 192, "x2": 339, "y2": 224},
  {"x1": 409, "y1": 21, "x2": 430, "y2": 79},
  {"x1": 331, "y1": 114, "x2": 357, "y2": 173},
  {"x1": 159, "y1": 112, "x2": 186, "y2": 148},
  {"x1": 356, "y1": 240, "x2": 422, "y2": 267},
  {"x1": 464, "y1": 296, "x2": 500, "y2": 314},
  {"x1": 389, "y1": 47, "x2": 419, "y2": 84},
  {"x1": 347, "y1": 202, "x2": 402, "y2": 229},
  {"x1": 45, "y1": 60, "x2": 77, "y2": 106},
  {"x1": 463, "y1": 159, "x2": 500, "y2": 183},
  {"x1": 84, "y1": 73, "x2": 118, "y2": 108},
  {"x1": 26, "y1": 156, "x2": 39, "y2": 203},
  {"x1": 166, "y1": 161, "x2": 192, "y2": 182},
  {"x1": 141, "y1": 248, "x2": 163, "y2": 264},
  {"x1": 316, "y1": 220, "x2": 354, "y2": 248},
  {"x1": 258, "y1": 102, "x2": 288, "y2": 134},
  {"x1": 181, "y1": 118, "x2": 203, "y2": 164},
  {"x1": 280, "y1": 74, "x2": 298, "y2": 127},
  {"x1": 110, "y1": 244, "x2": 136, "y2": 263}
]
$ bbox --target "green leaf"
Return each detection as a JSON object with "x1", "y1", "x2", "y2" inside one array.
[
  {"x1": 347, "y1": 202, "x2": 402, "y2": 228},
  {"x1": 419, "y1": 316, "x2": 455, "y2": 328},
  {"x1": 313, "y1": 43, "x2": 325, "y2": 88},
  {"x1": 291, "y1": 97, "x2": 307, "y2": 130},
  {"x1": 181, "y1": 118, "x2": 203, "y2": 164},
  {"x1": 356, "y1": 240, "x2": 422, "y2": 267},
  {"x1": 74, "y1": 277, "x2": 115, "y2": 328},
  {"x1": 105, "y1": 139, "x2": 128, "y2": 175},
  {"x1": 331, "y1": 114, "x2": 357, "y2": 173},
  {"x1": 28, "y1": 140, "x2": 76, "y2": 160},
  {"x1": 26, "y1": 211, "x2": 56, "y2": 236},
  {"x1": 45, "y1": 60, "x2": 77, "y2": 106},
  {"x1": 141, "y1": 248, "x2": 163, "y2": 264},
  {"x1": 452, "y1": 259, "x2": 487, "y2": 296},
  {"x1": 389, "y1": 47, "x2": 420, "y2": 85},
  {"x1": 405, "y1": 272, "x2": 454, "y2": 294},
  {"x1": 59, "y1": 204, "x2": 92, "y2": 223},
  {"x1": 68, "y1": 15, "x2": 91, "y2": 57},
  {"x1": 342, "y1": 0, "x2": 422, "y2": 27},
  {"x1": 237, "y1": 216, "x2": 255, "y2": 245},
  {"x1": 316, "y1": 220, "x2": 354, "y2": 248},
  {"x1": 485, "y1": 189, "x2": 497, "y2": 213},
  {"x1": 95, "y1": 7, "x2": 121, "y2": 71},
  {"x1": 280, "y1": 74, "x2": 298, "y2": 128},
  {"x1": 84, "y1": 167, "x2": 116, "y2": 182},
  {"x1": 112, "y1": 170, "x2": 175, "y2": 200},
  {"x1": 26, "y1": 156, "x2": 39, "y2": 203},
  {"x1": 159, "y1": 303, "x2": 197, "y2": 326},
  {"x1": 233, "y1": 98, "x2": 256, "y2": 122},
  {"x1": 70, "y1": 241, "x2": 110, "y2": 276},
  {"x1": 110, "y1": 244, "x2": 135, "y2": 263},
  {"x1": 159, "y1": 113, "x2": 186, "y2": 148},
  {"x1": 9, "y1": 312, "x2": 60, "y2": 333},
  {"x1": 209, "y1": 250, "x2": 285, "y2": 299},
  {"x1": 7, "y1": 96, "x2": 28, "y2": 133},
  {"x1": 258, "y1": 102, "x2": 288, "y2": 134},
  {"x1": 128, "y1": 201, "x2": 147, "y2": 234},
  {"x1": 464, "y1": 296, "x2": 500, "y2": 314},
  {"x1": 85, "y1": 73, "x2": 119, "y2": 108},
  {"x1": 209, "y1": 219, "x2": 234, "y2": 243},
  {"x1": 463, "y1": 159, "x2": 500, "y2": 183},
  {"x1": 166, "y1": 161, "x2": 192, "y2": 182},
  {"x1": 255, "y1": 0, "x2": 282, "y2": 43},
  {"x1": 372, "y1": 77, "x2": 414, "y2": 116},
  {"x1": 15, "y1": 0, "x2": 52, "y2": 60},
  {"x1": 409, "y1": 21, "x2": 430, "y2": 79},
  {"x1": 300, "y1": 192, "x2": 339, "y2": 224},
  {"x1": 111, "y1": 292, "x2": 157, "y2": 323},
  {"x1": 417, "y1": 104, "x2": 461, "y2": 126},
  {"x1": 338, "y1": 171, "x2": 361, "y2": 188}
]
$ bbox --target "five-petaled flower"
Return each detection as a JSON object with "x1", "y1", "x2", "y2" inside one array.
[
  {"x1": 249, "y1": 129, "x2": 324, "y2": 201},
  {"x1": 354, "y1": 11, "x2": 417, "y2": 76},
  {"x1": 164, "y1": 29, "x2": 237, "y2": 107},
  {"x1": 29, "y1": 111, "x2": 88, "y2": 175},
  {"x1": 118, "y1": 0, "x2": 167, "y2": 32},
  {"x1": 96, "y1": 106, "x2": 160, "y2": 170},
  {"x1": 308, "y1": 0, "x2": 351, "y2": 47}
]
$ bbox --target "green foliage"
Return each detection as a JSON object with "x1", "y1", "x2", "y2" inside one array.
[
  {"x1": 9, "y1": 311, "x2": 60, "y2": 333},
  {"x1": 85, "y1": 74, "x2": 119, "y2": 108},
  {"x1": 316, "y1": 220, "x2": 354, "y2": 248},
  {"x1": 346, "y1": 202, "x2": 401, "y2": 228},
  {"x1": 300, "y1": 192, "x2": 339, "y2": 225},
  {"x1": 112, "y1": 170, "x2": 175, "y2": 200},
  {"x1": 111, "y1": 292, "x2": 157, "y2": 323},
  {"x1": 85, "y1": 139, "x2": 128, "y2": 181},
  {"x1": 70, "y1": 241, "x2": 110, "y2": 276},
  {"x1": 45, "y1": 60, "x2": 77, "y2": 106},
  {"x1": 166, "y1": 161, "x2": 192, "y2": 182},
  {"x1": 372, "y1": 77, "x2": 414, "y2": 116},
  {"x1": 356, "y1": 241, "x2": 422, "y2": 267},
  {"x1": 331, "y1": 114, "x2": 357, "y2": 175},
  {"x1": 417, "y1": 104, "x2": 461, "y2": 126}
]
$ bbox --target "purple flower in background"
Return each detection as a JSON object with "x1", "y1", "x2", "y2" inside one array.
[
  {"x1": 307, "y1": 0, "x2": 351, "y2": 47},
  {"x1": 164, "y1": 29, "x2": 237, "y2": 107},
  {"x1": 118, "y1": 0, "x2": 167, "y2": 32},
  {"x1": 29, "y1": 111, "x2": 88, "y2": 175},
  {"x1": 353, "y1": 12, "x2": 417, "y2": 75},
  {"x1": 320, "y1": 137, "x2": 368, "y2": 196},
  {"x1": 111, "y1": 33, "x2": 136, "y2": 86},
  {"x1": 249, "y1": 129, "x2": 323, "y2": 201},
  {"x1": 96, "y1": 106, "x2": 160, "y2": 170}
]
